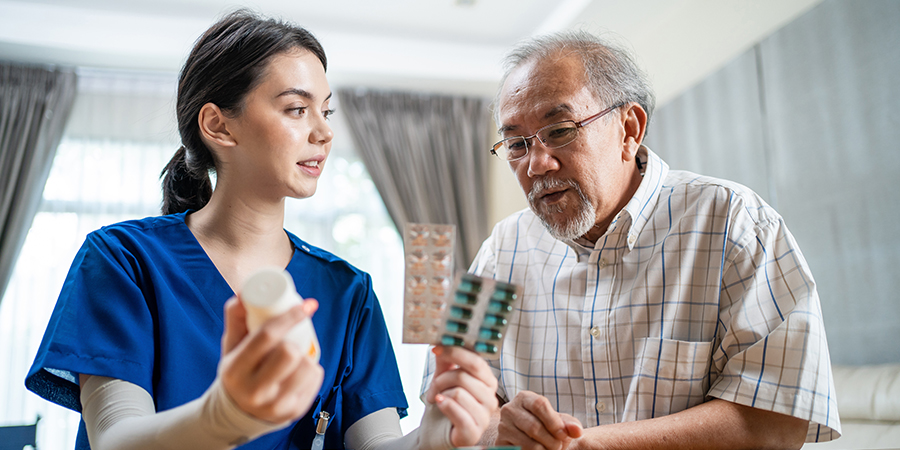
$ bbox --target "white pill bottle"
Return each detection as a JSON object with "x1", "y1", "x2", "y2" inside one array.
[{"x1": 241, "y1": 267, "x2": 321, "y2": 362}]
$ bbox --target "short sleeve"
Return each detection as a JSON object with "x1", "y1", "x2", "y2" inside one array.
[
  {"x1": 26, "y1": 229, "x2": 157, "y2": 412},
  {"x1": 711, "y1": 215, "x2": 841, "y2": 441},
  {"x1": 339, "y1": 272, "x2": 409, "y2": 436}
]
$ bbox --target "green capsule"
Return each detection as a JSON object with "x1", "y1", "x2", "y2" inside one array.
[
  {"x1": 474, "y1": 341, "x2": 498, "y2": 354},
  {"x1": 483, "y1": 314, "x2": 508, "y2": 327},
  {"x1": 441, "y1": 335, "x2": 465, "y2": 346},
  {"x1": 450, "y1": 306, "x2": 473, "y2": 320},
  {"x1": 458, "y1": 274, "x2": 483, "y2": 293},
  {"x1": 487, "y1": 300, "x2": 513, "y2": 314},
  {"x1": 478, "y1": 327, "x2": 502, "y2": 340},
  {"x1": 491, "y1": 289, "x2": 517, "y2": 302},
  {"x1": 445, "y1": 320, "x2": 469, "y2": 334},
  {"x1": 454, "y1": 291, "x2": 478, "y2": 305}
]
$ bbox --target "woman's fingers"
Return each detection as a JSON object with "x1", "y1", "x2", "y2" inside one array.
[
  {"x1": 434, "y1": 345, "x2": 496, "y2": 384},
  {"x1": 429, "y1": 367, "x2": 497, "y2": 410},
  {"x1": 425, "y1": 345, "x2": 500, "y2": 447},
  {"x1": 427, "y1": 345, "x2": 498, "y2": 404},
  {"x1": 438, "y1": 386, "x2": 495, "y2": 440},
  {"x1": 221, "y1": 296, "x2": 248, "y2": 354},
  {"x1": 218, "y1": 298, "x2": 323, "y2": 423},
  {"x1": 434, "y1": 390, "x2": 483, "y2": 447},
  {"x1": 277, "y1": 357, "x2": 324, "y2": 418}
]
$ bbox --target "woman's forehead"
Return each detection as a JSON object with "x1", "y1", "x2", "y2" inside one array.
[{"x1": 256, "y1": 50, "x2": 330, "y2": 100}]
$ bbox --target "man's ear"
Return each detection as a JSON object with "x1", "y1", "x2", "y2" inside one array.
[
  {"x1": 198, "y1": 103, "x2": 237, "y2": 148},
  {"x1": 621, "y1": 103, "x2": 647, "y2": 162}
]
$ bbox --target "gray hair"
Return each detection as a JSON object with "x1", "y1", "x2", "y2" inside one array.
[{"x1": 494, "y1": 30, "x2": 656, "y2": 129}]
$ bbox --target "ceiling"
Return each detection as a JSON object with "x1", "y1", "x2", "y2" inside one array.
[{"x1": 0, "y1": 0, "x2": 822, "y2": 105}]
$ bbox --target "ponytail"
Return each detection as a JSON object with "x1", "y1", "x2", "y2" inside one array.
[{"x1": 160, "y1": 146, "x2": 213, "y2": 215}]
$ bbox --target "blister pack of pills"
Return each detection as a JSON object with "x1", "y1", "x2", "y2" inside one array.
[{"x1": 402, "y1": 223, "x2": 520, "y2": 359}]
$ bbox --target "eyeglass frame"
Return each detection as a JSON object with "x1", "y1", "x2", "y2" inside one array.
[{"x1": 490, "y1": 102, "x2": 626, "y2": 162}]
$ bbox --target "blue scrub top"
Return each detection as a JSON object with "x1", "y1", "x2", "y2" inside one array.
[{"x1": 26, "y1": 212, "x2": 408, "y2": 449}]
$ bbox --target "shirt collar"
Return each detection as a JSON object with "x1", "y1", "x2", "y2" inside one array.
[
  {"x1": 563, "y1": 145, "x2": 668, "y2": 253},
  {"x1": 619, "y1": 145, "x2": 668, "y2": 250}
]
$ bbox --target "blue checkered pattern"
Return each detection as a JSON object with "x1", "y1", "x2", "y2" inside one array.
[{"x1": 422, "y1": 146, "x2": 840, "y2": 442}]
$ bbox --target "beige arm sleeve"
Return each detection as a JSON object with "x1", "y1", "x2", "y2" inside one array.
[
  {"x1": 343, "y1": 403, "x2": 453, "y2": 450},
  {"x1": 80, "y1": 375, "x2": 289, "y2": 450}
]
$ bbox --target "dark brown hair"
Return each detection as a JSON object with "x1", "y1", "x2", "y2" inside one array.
[{"x1": 160, "y1": 10, "x2": 327, "y2": 215}]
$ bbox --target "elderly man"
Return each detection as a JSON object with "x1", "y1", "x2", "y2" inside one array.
[{"x1": 424, "y1": 31, "x2": 840, "y2": 449}]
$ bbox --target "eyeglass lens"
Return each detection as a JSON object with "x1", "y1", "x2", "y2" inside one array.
[{"x1": 499, "y1": 122, "x2": 579, "y2": 161}]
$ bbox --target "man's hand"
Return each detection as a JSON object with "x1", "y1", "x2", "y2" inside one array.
[
  {"x1": 426, "y1": 345, "x2": 500, "y2": 447},
  {"x1": 496, "y1": 390, "x2": 583, "y2": 450}
]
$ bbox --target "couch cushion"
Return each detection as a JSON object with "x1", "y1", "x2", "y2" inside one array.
[{"x1": 832, "y1": 364, "x2": 900, "y2": 422}]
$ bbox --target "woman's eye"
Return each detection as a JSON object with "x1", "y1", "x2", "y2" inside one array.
[
  {"x1": 289, "y1": 107, "x2": 307, "y2": 116},
  {"x1": 322, "y1": 109, "x2": 335, "y2": 120}
]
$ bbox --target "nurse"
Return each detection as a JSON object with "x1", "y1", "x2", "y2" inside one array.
[{"x1": 25, "y1": 10, "x2": 497, "y2": 450}]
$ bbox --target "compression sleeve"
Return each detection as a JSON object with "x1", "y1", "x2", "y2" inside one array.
[
  {"x1": 343, "y1": 403, "x2": 453, "y2": 450},
  {"x1": 80, "y1": 375, "x2": 289, "y2": 449}
]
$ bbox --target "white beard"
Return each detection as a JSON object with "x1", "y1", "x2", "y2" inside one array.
[{"x1": 527, "y1": 177, "x2": 596, "y2": 241}]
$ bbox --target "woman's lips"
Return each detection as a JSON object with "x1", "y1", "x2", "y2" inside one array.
[{"x1": 297, "y1": 159, "x2": 322, "y2": 176}]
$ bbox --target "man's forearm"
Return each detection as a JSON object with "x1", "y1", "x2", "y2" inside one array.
[
  {"x1": 572, "y1": 399, "x2": 808, "y2": 450},
  {"x1": 478, "y1": 410, "x2": 501, "y2": 446}
]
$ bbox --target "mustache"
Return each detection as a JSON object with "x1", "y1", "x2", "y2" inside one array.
[{"x1": 527, "y1": 178, "x2": 583, "y2": 204}]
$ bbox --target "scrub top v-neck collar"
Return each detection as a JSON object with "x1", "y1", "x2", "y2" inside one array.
[{"x1": 173, "y1": 210, "x2": 303, "y2": 325}]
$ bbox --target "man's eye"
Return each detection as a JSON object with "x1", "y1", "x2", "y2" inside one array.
[
  {"x1": 507, "y1": 139, "x2": 526, "y2": 150},
  {"x1": 546, "y1": 127, "x2": 575, "y2": 140}
]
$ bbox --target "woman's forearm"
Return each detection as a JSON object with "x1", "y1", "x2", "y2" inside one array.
[{"x1": 80, "y1": 375, "x2": 287, "y2": 450}]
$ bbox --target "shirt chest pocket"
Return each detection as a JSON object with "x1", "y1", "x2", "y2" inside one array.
[{"x1": 623, "y1": 338, "x2": 714, "y2": 420}]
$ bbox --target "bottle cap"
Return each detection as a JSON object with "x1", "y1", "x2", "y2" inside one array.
[{"x1": 243, "y1": 268, "x2": 301, "y2": 317}]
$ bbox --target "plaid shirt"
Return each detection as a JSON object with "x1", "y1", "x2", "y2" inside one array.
[{"x1": 422, "y1": 146, "x2": 840, "y2": 442}]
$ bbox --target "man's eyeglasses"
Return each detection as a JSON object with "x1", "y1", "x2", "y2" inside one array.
[{"x1": 490, "y1": 103, "x2": 625, "y2": 162}]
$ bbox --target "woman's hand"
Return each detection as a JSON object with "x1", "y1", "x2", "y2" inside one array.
[
  {"x1": 217, "y1": 296, "x2": 324, "y2": 424},
  {"x1": 426, "y1": 345, "x2": 500, "y2": 447}
]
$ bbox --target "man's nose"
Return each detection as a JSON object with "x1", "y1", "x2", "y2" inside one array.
[{"x1": 526, "y1": 140, "x2": 560, "y2": 178}]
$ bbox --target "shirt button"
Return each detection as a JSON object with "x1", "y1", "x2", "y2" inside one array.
[
  {"x1": 598, "y1": 258, "x2": 608, "y2": 269},
  {"x1": 596, "y1": 401, "x2": 606, "y2": 412},
  {"x1": 590, "y1": 327, "x2": 601, "y2": 338},
  {"x1": 627, "y1": 235, "x2": 636, "y2": 245},
  {"x1": 301, "y1": 245, "x2": 310, "y2": 252}
]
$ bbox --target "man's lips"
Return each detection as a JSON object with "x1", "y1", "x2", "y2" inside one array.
[{"x1": 539, "y1": 188, "x2": 569, "y2": 204}]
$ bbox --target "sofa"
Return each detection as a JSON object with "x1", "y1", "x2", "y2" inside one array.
[{"x1": 802, "y1": 364, "x2": 900, "y2": 449}]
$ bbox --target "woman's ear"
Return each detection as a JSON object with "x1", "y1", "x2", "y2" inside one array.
[
  {"x1": 621, "y1": 103, "x2": 647, "y2": 162},
  {"x1": 198, "y1": 103, "x2": 237, "y2": 148}
]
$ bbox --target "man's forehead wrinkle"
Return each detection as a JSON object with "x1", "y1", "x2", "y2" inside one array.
[{"x1": 497, "y1": 54, "x2": 586, "y2": 133}]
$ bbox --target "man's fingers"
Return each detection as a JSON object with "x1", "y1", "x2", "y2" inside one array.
[
  {"x1": 497, "y1": 413, "x2": 551, "y2": 450},
  {"x1": 500, "y1": 401, "x2": 561, "y2": 449},
  {"x1": 560, "y1": 413, "x2": 584, "y2": 438},
  {"x1": 515, "y1": 391, "x2": 569, "y2": 440}
]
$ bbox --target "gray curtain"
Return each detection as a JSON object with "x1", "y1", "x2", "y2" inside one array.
[
  {"x1": 337, "y1": 89, "x2": 491, "y2": 268},
  {"x1": 643, "y1": 0, "x2": 900, "y2": 365},
  {"x1": 0, "y1": 62, "x2": 77, "y2": 302}
]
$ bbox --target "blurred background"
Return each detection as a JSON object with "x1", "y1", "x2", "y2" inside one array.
[{"x1": 1, "y1": 0, "x2": 897, "y2": 448}]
